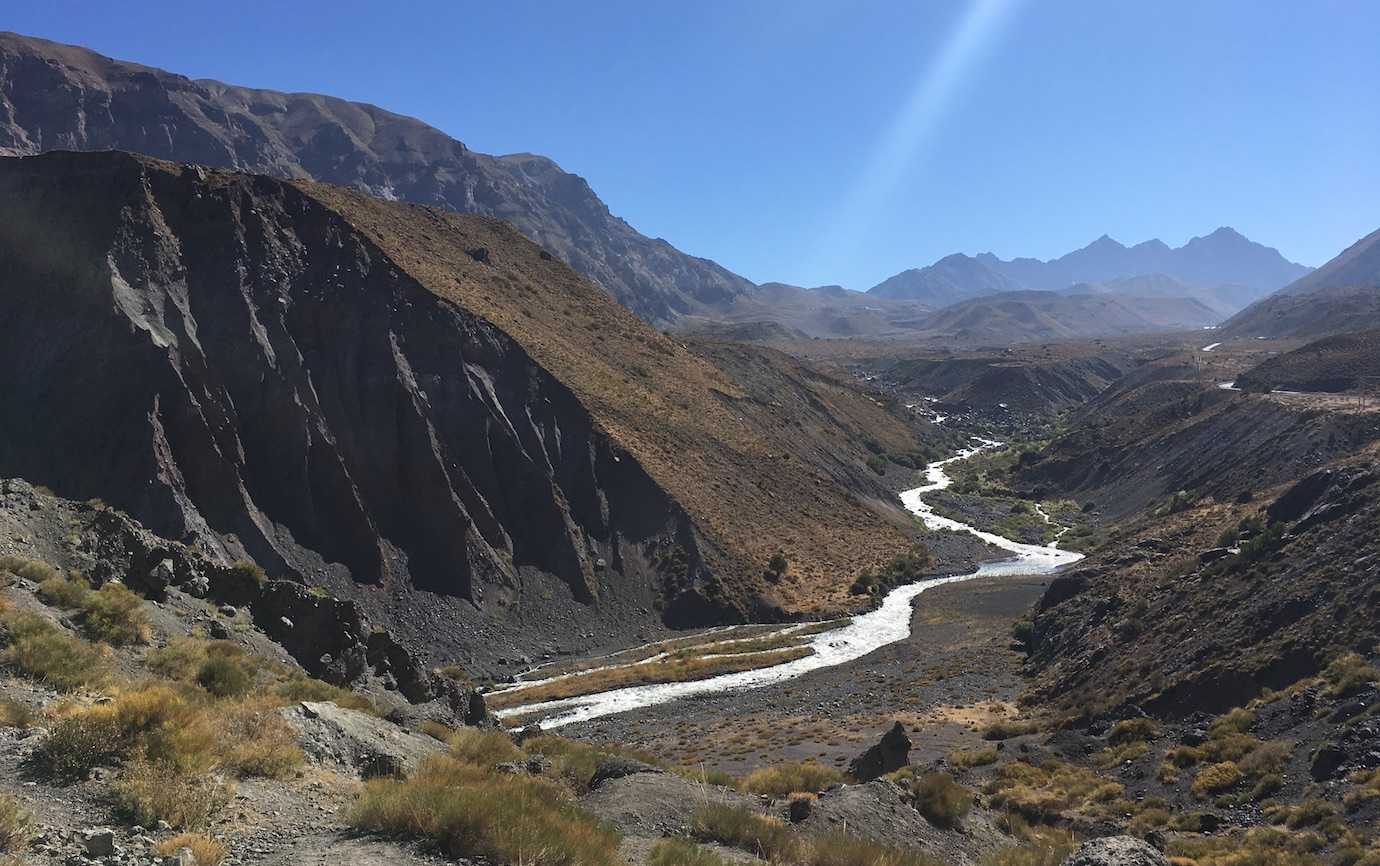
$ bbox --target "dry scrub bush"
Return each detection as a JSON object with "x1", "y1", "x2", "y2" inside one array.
[
  {"x1": 0, "y1": 699, "x2": 32, "y2": 729},
  {"x1": 113, "y1": 759, "x2": 233, "y2": 830},
  {"x1": 740, "y1": 761, "x2": 844, "y2": 798},
  {"x1": 0, "y1": 556, "x2": 59, "y2": 584},
  {"x1": 0, "y1": 794, "x2": 29, "y2": 853},
  {"x1": 36, "y1": 571, "x2": 90, "y2": 608},
  {"x1": 449, "y1": 728, "x2": 525, "y2": 768},
  {"x1": 949, "y1": 747, "x2": 999, "y2": 769},
  {"x1": 1192, "y1": 762, "x2": 1244, "y2": 798},
  {"x1": 1323, "y1": 653, "x2": 1380, "y2": 698},
  {"x1": 908, "y1": 772, "x2": 973, "y2": 828},
  {"x1": 692, "y1": 802, "x2": 802, "y2": 863},
  {"x1": 648, "y1": 838, "x2": 736, "y2": 866},
  {"x1": 155, "y1": 833, "x2": 227, "y2": 866},
  {"x1": 984, "y1": 719, "x2": 1040, "y2": 740},
  {"x1": 80, "y1": 582, "x2": 150, "y2": 645},
  {"x1": 0, "y1": 610, "x2": 110, "y2": 690},
  {"x1": 349, "y1": 755, "x2": 621, "y2": 866}
]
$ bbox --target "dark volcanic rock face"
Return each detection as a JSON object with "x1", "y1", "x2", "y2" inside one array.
[
  {"x1": 0, "y1": 31, "x2": 753, "y2": 323},
  {"x1": 0, "y1": 151, "x2": 718, "y2": 659}
]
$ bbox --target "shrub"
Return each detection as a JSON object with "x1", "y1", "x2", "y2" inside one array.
[
  {"x1": 0, "y1": 794, "x2": 29, "y2": 853},
  {"x1": 39, "y1": 683, "x2": 187, "y2": 778},
  {"x1": 217, "y1": 698, "x2": 304, "y2": 779},
  {"x1": 37, "y1": 571, "x2": 90, "y2": 608},
  {"x1": 229, "y1": 559, "x2": 267, "y2": 588},
  {"x1": 809, "y1": 831, "x2": 936, "y2": 866},
  {"x1": 197, "y1": 652, "x2": 256, "y2": 698},
  {"x1": 274, "y1": 673, "x2": 378, "y2": 714},
  {"x1": 148, "y1": 636, "x2": 211, "y2": 681},
  {"x1": 1192, "y1": 762, "x2": 1244, "y2": 798},
  {"x1": 1210, "y1": 707, "x2": 1255, "y2": 737},
  {"x1": 81, "y1": 582, "x2": 150, "y2": 645},
  {"x1": 984, "y1": 719, "x2": 1040, "y2": 740},
  {"x1": 1239, "y1": 740, "x2": 1293, "y2": 777},
  {"x1": 1322, "y1": 653, "x2": 1379, "y2": 698},
  {"x1": 112, "y1": 759, "x2": 232, "y2": 830},
  {"x1": 768, "y1": 552, "x2": 789, "y2": 576},
  {"x1": 155, "y1": 833, "x2": 227, "y2": 866},
  {"x1": 349, "y1": 755, "x2": 621, "y2": 866},
  {"x1": 741, "y1": 761, "x2": 844, "y2": 798},
  {"x1": 910, "y1": 772, "x2": 972, "y2": 828},
  {"x1": 1108, "y1": 718, "x2": 1159, "y2": 744},
  {"x1": 0, "y1": 611, "x2": 109, "y2": 690},
  {"x1": 449, "y1": 728, "x2": 524, "y2": 768},
  {"x1": 948, "y1": 747, "x2": 999, "y2": 769},
  {"x1": 0, "y1": 700, "x2": 33, "y2": 729},
  {"x1": 692, "y1": 802, "x2": 801, "y2": 862},
  {"x1": 0, "y1": 556, "x2": 59, "y2": 584},
  {"x1": 420, "y1": 720, "x2": 454, "y2": 742},
  {"x1": 648, "y1": 838, "x2": 735, "y2": 866}
]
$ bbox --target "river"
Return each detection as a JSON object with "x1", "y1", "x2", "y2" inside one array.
[{"x1": 494, "y1": 438, "x2": 1084, "y2": 728}]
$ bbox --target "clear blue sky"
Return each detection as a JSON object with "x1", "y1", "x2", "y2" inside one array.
[{"x1": 10, "y1": 1, "x2": 1379, "y2": 288}]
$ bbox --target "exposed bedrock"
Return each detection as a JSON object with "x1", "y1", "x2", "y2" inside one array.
[{"x1": 0, "y1": 151, "x2": 719, "y2": 643}]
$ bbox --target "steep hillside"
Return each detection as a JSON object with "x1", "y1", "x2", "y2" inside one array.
[
  {"x1": 915, "y1": 291, "x2": 1218, "y2": 344},
  {"x1": 871, "y1": 352, "x2": 1134, "y2": 413},
  {"x1": 688, "y1": 282, "x2": 931, "y2": 339},
  {"x1": 1065, "y1": 273, "x2": 1258, "y2": 316},
  {"x1": 0, "y1": 31, "x2": 753, "y2": 323},
  {"x1": 868, "y1": 254, "x2": 1022, "y2": 304},
  {"x1": 0, "y1": 151, "x2": 926, "y2": 666},
  {"x1": 1235, "y1": 328, "x2": 1380, "y2": 394},
  {"x1": 1016, "y1": 360, "x2": 1380, "y2": 518},
  {"x1": 979, "y1": 227, "x2": 1309, "y2": 293},
  {"x1": 1222, "y1": 227, "x2": 1380, "y2": 339}
]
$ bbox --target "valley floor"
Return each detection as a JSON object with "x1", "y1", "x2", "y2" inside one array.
[{"x1": 559, "y1": 572, "x2": 1047, "y2": 776}]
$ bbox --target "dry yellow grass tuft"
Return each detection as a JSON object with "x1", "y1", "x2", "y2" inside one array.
[
  {"x1": 740, "y1": 761, "x2": 844, "y2": 798},
  {"x1": 0, "y1": 793, "x2": 29, "y2": 853},
  {"x1": 349, "y1": 755, "x2": 621, "y2": 866},
  {"x1": 155, "y1": 833, "x2": 227, "y2": 866}
]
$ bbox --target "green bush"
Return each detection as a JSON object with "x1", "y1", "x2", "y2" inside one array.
[{"x1": 196, "y1": 653, "x2": 256, "y2": 698}]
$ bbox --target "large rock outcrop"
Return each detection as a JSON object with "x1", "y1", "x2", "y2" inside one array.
[{"x1": 0, "y1": 151, "x2": 928, "y2": 664}]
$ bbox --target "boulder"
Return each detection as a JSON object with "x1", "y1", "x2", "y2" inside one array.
[
  {"x1": 1061, "y1": 836, "x2": 1169, "y2": 866},
  {"x1": 80, "y1": 828, "x2": 117, "y2": 857},
  {"x1": 280, "y1": 700, "x2": 445, "y2": 778},
  {"x1": 589, "y1": 756, "x2": 661, "y2": 789},
  {"x1": 1040, "y1": 572, "x2": 1091, "y2": 610},
  {"x1": 849, "y1": 721, "x2": 911, "y2": 781}
]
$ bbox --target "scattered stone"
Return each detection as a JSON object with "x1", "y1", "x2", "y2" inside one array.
[{"x1": 80, "y1": 827, "x2": 116, "y2": 857}]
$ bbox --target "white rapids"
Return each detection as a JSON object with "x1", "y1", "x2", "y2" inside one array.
[{"x1": 495, "y1": 438, "x2": 1083, "y2": 728}]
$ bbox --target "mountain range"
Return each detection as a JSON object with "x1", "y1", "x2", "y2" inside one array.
[
  {"x1": 868, "y1": 228, "x2": 1311, "y2": 314},
  {"x1": 0, "y1": 31, "x2": 753, "y2": 324}
]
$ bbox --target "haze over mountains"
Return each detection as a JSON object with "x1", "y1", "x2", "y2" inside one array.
[{"x1": 869, "y1": 227, "x2": 1311, "y2": 313}]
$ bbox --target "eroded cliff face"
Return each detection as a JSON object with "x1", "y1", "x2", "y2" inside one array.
[{"x1": 0, "y1": 151, "x2": 724, "y2": 658}]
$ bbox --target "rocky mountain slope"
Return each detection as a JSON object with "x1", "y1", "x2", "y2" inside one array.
[
  {"x1": 0, "y1": 31, "x2": 753, "y2": 323},
  {"x1": 0, "y1": 150, "x2": 927, "y2": 668},
  {"x1": 868, "y1": 254, "x2": 1023, "y2": 305},
  {"x1": 913, "y1": 291, "x2": 1219, "y2": 344},
  {"x1": 1222, "y1": 227, "x2": 1380, "y2": 339},
  {"x1": 1235, "y1": 328, "x2": 1380, "y2": 394}
]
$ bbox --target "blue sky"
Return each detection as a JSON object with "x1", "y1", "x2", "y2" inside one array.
[{"x1": 10, "y1": 1, "x2": 1378, "y2": 288}]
